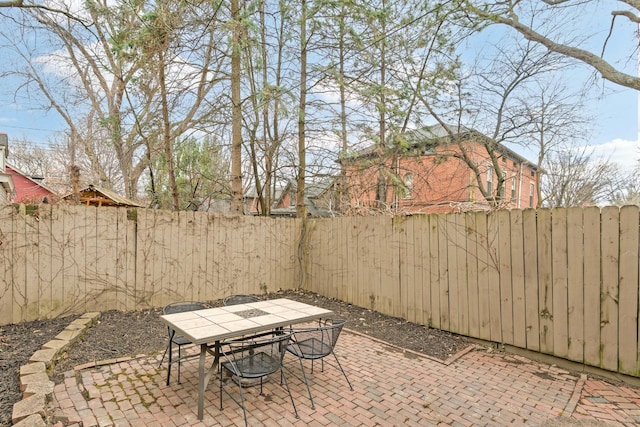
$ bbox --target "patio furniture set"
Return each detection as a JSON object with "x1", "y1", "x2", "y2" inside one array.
[{"x1": 158, "y1": 295, "x2": 352, "y2": 426}]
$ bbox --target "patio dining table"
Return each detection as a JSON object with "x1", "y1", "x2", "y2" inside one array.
[{"x1": 159, "y1": 298, "x2": 333, "y2": 420}]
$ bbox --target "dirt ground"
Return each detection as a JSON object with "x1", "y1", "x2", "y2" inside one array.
[{"x1": 0, "y1": 289, "x2": 471, "y2": 426}]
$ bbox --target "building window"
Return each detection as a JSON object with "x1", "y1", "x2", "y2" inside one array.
[
  {"x1": 403, "y1": 173, "x2": 414, "y2": 199},
  {"x1": 486, "y1": 166, "x2": 493, "y2": 194},
  {"x1": 529, "y1": 183, "x2": 534, "y2": 207},
  {"x1": 511, "y1": 177, "x2": 516, "y2": 200}
]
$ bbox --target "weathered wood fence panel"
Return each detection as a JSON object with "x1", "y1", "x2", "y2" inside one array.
[
  {"x1": 306, "y1": 206, "x2": 640, "y2": 377},
  {"x1": 0, "y1": 206, "x2": 301, "y2": 324},
  {"x1": 3, "y1": 204, "x2": 640, "y2": 378}
]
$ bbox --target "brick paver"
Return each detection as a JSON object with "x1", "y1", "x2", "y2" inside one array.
[{"x1": 51, "y1": 331, "x2": 640, "y2": 426}]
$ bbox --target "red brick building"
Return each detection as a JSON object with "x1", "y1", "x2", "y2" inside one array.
[{"x1": 340, "y1": 125, "x2": 539, "y2": 214}]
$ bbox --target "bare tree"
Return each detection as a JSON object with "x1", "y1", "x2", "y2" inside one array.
[
  {"x1": 460, "y1": 0, "x2": 640, "y2": 91},
  {"x1": 542, "y1": 144, "x2": 623, "y2": 207},
  {"x1": 1, "y1": 1, "x2": 230, "y2": 206},
  {"x1": 519, "y1": 80, "x2": 592, "y2": 207}
]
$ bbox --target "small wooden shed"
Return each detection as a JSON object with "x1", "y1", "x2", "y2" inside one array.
[{"x1": 64, "y1": 184, "x2": 143, "y2": 208}]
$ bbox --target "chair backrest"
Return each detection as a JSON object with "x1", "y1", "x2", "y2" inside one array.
[
  {"x1": 222, "y1": 333, "x2": 292, "y2": 376},
  {"x1": 291, "y1": 318, "x2": 347, "y2": 357},
  {"x1": 163, "y1": 301, "x2": 209, "y2": 315},
  {"x1": 322, "y1": 318, "x2": 346, "y2": 349},
  {"x1": 223, "y1": 294, "x2": 260, "y2": 306}
]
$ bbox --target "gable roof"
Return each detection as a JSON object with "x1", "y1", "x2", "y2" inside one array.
[
  {"x1": 6, "y1": 163, "x2": 57, "y2": 203},
  {"x1": 271, "y1": 179, "x2": 337, "y2": 217},
  {"x1": 63, "y1": 184, "x2": 144, "y2": 208},
  {"x1": 340, "y1": 123, "x2": 538, "y2": 170}
]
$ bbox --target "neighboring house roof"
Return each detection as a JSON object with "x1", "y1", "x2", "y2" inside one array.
[
  {"x1": 243, "y1": 186, "x2": 284, "y2": 200},
  {"x1": 63, "y1": 184, "x2": 144, "y2": 208},
  {"x1": 6, "y1": 163, "x2": 57, "y2": 203},
  {"x1": 341, "y1": 123, "x2": 538, "y2": 170},
  {"x1": 271, "y1": 179, "x2": 337, "y2": 217}
]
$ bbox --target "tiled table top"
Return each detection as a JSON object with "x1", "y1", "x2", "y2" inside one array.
[{"x1": 160, "y1": 298, "x2": 333, "y2": 345}]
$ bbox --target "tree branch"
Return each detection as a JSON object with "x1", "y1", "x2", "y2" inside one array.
[
  {"x1": 612, "y1": 10, "x2": 640, "y2": 24},
  {"x1": 468, "y1": 2, "x2": 640, "y2": 90}
]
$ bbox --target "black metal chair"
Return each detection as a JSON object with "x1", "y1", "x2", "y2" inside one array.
[
  {"x1": 219, "y1": 333, "x2": 298, "y2": 426},
  {"x1": 222, "y1": 294, "x2": 260, "y2": 306},
  {"x1": 286, "y1": 318, "x2": 353, "y2": 408},
  {"x1": 159, "y1": 300, "x2": 209, "y2": 385}
]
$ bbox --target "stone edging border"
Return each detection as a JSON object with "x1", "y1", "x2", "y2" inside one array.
[
  {"x1": 343, "y1": 327, "x2": 478, "y2": 365},
  {"x1": 10, "y1": 312, "x2": 101, "y2": 427}
]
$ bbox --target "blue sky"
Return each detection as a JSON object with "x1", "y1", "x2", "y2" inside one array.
[{"x1": 0, "y1": 3, "x2": 638, "y2": 173}]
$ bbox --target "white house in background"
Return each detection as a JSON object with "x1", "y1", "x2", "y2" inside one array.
[{"x1": 0, "y1": 133, "x2": 16, "y2": 203}]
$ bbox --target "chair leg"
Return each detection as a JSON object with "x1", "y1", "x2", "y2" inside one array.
[
  {"x1": 158, "y1": 343, "x2": 169, "y2": 369},
  {"x1": 332, "y1": 351, "x2": 353, "y2": 390},
  {"x1": 237, "y1": 376, "x2": 248, "y2": 427},
  {"x1": 294, "y1": 356, "x2": 315, "y2": 409},
  {"x1": 280, "y1": 369, "x2": 299, "y2": 419}
]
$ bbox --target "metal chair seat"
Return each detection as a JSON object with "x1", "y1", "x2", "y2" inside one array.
[
  {"x1": 223, "y1": 294, "x2": 260, "y2": 306},
  {"x1": 219, "y1": 333, "x2": 298, "y2": 426},
  {"x1": 286, "y1": 337, "x2": 332, "y2": 360}
]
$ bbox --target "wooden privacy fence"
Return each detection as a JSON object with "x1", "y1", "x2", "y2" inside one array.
[
  {"x1": 0, "y1": 204, "x2": 301, "y2": 325},
  {"x1": 305, "y1": 206, "x2": 640, "y2": 377},
  {"x1": 1, "y1": 203, "x2": 640, "y2": 377}
]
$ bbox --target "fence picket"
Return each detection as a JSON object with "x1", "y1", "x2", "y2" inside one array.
[
  {"x1": 523, "y1": 209, "x2": 540, "y2": 352},
  {"x1": 537, "y1": 209, "x2": 553, "y2": 354},
  {"x1": 567, "y1": 207, "x2": 584, "y2": 363},
  {"x1": 583, "y1": 207, "x2": 602, "y2": 366},
  {"x1": 510, "y1": 209, "x2": 526, "y2": 349},
  {"x1": 601, "y1": 207, "x2": 620, "y2": 371},
  {"x1": 552, "y1": 208, "x2": 569, "y2": 359},
  {"x1": 466, "y1": 212, "x2": 480, "y2": 338},
  {"x1": 476, "y1": 212, "x2": 491, "y2": 341},
  {"x1": 619, "y1": 206, "x2": 639, "y2": 374},
  {"x1": 498, "y1": 210, "x2": 513, "y2": 345}
]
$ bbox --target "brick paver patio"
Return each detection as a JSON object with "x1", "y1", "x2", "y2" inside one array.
[{"x1": 51, "y1": 330, "x2": 640, "y2": 426}]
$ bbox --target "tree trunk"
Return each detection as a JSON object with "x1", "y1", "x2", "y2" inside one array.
[
  {"x1": 230, "y1": 0, "x2": 244, "y2": 215},
  {"x1": 297, "y1": 0, "x2": 308, "y2": 218}
]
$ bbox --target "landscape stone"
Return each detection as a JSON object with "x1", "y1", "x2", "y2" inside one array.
[
  {"x1": 20, "y1": 362, "x2": 46, "y2": 376},
  {"x1": 41, "y1": 339, "x2": 68, "y2": 351},
  {"x1": 11, "y1": 393, "x2": 45, "y2": 424},
  {"x1": 81, "y1": 312, "x2": 101, "y2": 323},
  {"x1": 29, "y1": 348, "x2": 58, "y2": 368},
  {"x1": 23, "y1": 380, "x2": 55, "y2": 398},
  {"x1": 11, "y1": 414, "x2": 46, "y2": 427},
  {"x1": 20, "y1": 372, "x2": 50, "y2": 392},
  {"x1": 69, "y1": 317, "x2": 92, "y2": 327},
  {"x1": 55, "y1": 328, "x2": 83, "y2": 343}
]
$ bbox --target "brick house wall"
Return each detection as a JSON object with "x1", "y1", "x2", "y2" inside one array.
[{"x1": 342, "y1": 130, "x2": 539, "y2": 214}]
